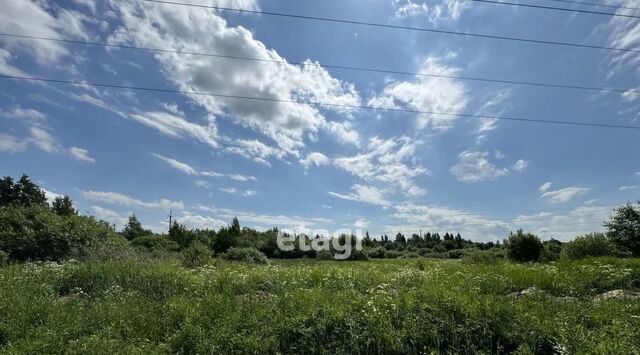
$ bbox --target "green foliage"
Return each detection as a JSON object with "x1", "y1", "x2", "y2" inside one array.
[
  {"x1": 221, "y1": 247, "x2": 268, "y2": 264},
  {"x1": 0, "y1": 250, "x2": 7, "y2": 266},
  {"x1": 505, "y1": 230, "x2": 543, "y2": 262},
  {"x1": 561, "y1": 233, "x2": 616, "y2": 260},
  {"x1": 213, "y1": 226, "x2": 238, "y2": 254},
  {"x1": 122, "y1": 214, "x2": 152, "y2": 241},
  {"x1": 51, "y1": 196, "x2": 77, "y2": 216},
  {"x1": 181, "y1": 242, "x2": 212, "y2": 268},
  {"x1": 541, "y1": 238, "x2": 563, "y2": 262},
  {"x1": 605, "y1": 202, "x2": 640, "y2": 256},
  {"x1": 131, "y1": 235, "x2": 179, "y2": 253},
  {"x1": 463, "y1": 249, "x2": 506, "y2": 264},
  {"x1": 83, "y1": 236, "x2": 136, "y2": 262},
  {"x1": 2, "y1": 258, "x2": 640, "y2": 353},
  {"x1": 0, "y1": 206, "x2": 116, "y2": 261},
  {"x1": 0, "y1": 175, "x2": 48, "y2": 208}
]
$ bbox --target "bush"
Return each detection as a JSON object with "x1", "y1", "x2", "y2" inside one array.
[
  {"x1": 221, "y1": 247, "x2": 268, "y2": 264},
  {"x1": 605, "y1": 202, "x2": 640, "y2": 256},
  {"x1": 505, "y1": 230, "x2": 543, "y2": 262},
  {"x1": 181, "y1": 242, "x2": 212, "y2": 268},
  {"x1": 447, "y1": 250, "x2": 464, "y2": 259},
  {"x1": 83, "y1": 236, "x2": 136, "y2": 262},
  {"x1": 0, "y1": 206, "x2": 116, "y2": 262},
  {"x1": 384, "y1": 250, "x2": 402, "y2": 259},
  {"x1": 561, "y1": 233, "x2": 615, "y2": 260},
  {"x1": 131, "y1": 235, "x2": 180, "y2": 253},
  {"x1": 541, "y1": 239, "x2": 563, "y2": 262},
  {"x1": 463, "y1": 249, "x2": 505, "y2": 264},
  {"x1": 0, "y1": 250, "x2": 7, "y2": 266},
  {"x1": 366, "y1": 247, "x2": 386, "y2": 259}
]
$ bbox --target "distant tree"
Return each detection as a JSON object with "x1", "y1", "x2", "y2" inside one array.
[
  {"x1": 604, "y1": 202, "x2": 640, "y2": 256},
  {"x1": 561, "y1": 233, "x2": 614, "y2": 260},
  {"x1": 231, "y1": 217, "x2": 241, "y2": 236},
  {"x1": 395, "y1": 233, "x2": 406, "y2": 244},
  {"x1": 52, "y1": 196, "x2": 77, "y2": 216},
  {"x1": 169, "y1": 221, "x2": 196, "y2": 249},
  {"x1": 122, "y1": 214, "x2": 151, "y2": 241},
  {"x1": 0, "y1": 175, "x2": 47, "y2": 208},
  {"x1": 505, "y1": 230, "x2": 543, "y2": 262}
]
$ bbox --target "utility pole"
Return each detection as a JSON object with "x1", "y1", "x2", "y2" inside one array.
[{"x1": 168, "y1": 210, "x2": 173, "y2": 231}]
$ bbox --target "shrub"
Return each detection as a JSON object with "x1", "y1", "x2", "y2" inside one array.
[
  {"x1": 221, "y1": 247, "x2": 268, "y2": 264},
  {"x1": 541, "y1": 239, "x2": 563, "y2": 262},
  {"x1": 463, "y1": 249, "x2": 505, "y2": 264},
  {"x1": 384, "y1": 250, "x2": 402, "y2": 259},
  {"x1": 447, "y1": 250, "x2": 464, "y2": 259},
  {"x1": 181, "y1": 242, "x2": 212, "y2": 268},
  {"x1": 604, "y1": 202, "x2": 640, "y2": 256},
  {"x1": 505, "y1": 230, "x2": 543, "y2": 262},
  {"x1": 83, "y1": 236, "x2": 136, "y2": 261},
  {"x1": 366, "y1": 247, "x2": 386, "y2": 259},
  {"x1": 561, "y1": 233, "x2": 615, "y2": 260},
  {"x1": 0, "y1": 250, "x2": 7, "y2": 266},
  {"x1": 131, "y1": 235, "x2": 180, "y2": 253},
  {"x1": 0, "y1": 206, "x2": 116, "y2": 261}
]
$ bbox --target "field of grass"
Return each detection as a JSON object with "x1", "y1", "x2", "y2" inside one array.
[{"x1": 1, "y1": 258, "x2": 639, "y2": 354}]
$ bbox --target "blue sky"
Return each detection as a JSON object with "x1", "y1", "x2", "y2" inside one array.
[{"x1": 1, "y1": 0, "x2": 639, "y2": 241}]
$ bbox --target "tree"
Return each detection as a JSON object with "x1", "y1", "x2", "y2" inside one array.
[
  {"x1": 52, "y1": 196, "x2": 77, "y2": 216},
  {"x1": 505, "y1": 230, "x2": 543, "y2": 262},
  {"x1": 231, "y1": 217, "x2": 241, "y2": 236},
  {"x1": 604, "y1": 202, "x2": 640, "y2": 256},
  {"x1": 0, "y1": 175, "x2": 47, "y2": 208},
  {"x1": 122, "y1": 214, "x2": 151, "y2": 241}
]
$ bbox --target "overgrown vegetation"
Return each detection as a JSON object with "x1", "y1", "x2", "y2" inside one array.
[{"x1": 1, "y1": 175, "x2": 640, "y2": 353}]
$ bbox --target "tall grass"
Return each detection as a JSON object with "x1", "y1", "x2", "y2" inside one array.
[{"x1": 0, "y1": 258, "x2": 639, "y2": 353}]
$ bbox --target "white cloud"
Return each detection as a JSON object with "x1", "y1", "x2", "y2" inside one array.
[
  {"x1": 130, "y1": 110, "x2": 218, "y2": 149},
  {"x1": 178, "y1": 212, "x2": 227, "y2": 230},
  {"x1": 1, "y1": 106, "x2": 47, "y2": 123},
  {"x1": 42, "y1": 188, "x2": 63, "y2": 205},
  {"x1": 224, "y1": 139, "x2": 288, "y2": 166},
  {"x1": 153, "y1": 153, "x2": 198, "y2": 175},
  {"x1": 541, "y1": 186, "x2": 591, "y2": 204},
  {"x1": 600, "y1": 0, "x2": 640, "y2": 75},
  {"x1": 81, "y1": 190, "x2": 184, "y2": 209},
  {"x1": 450, "y1": 151, "x2": 509, "y2": 182},
  {"x1": 635, "y1": 171, "x2": 640, "y2": 177},
  {"x1": 324, "y1": 121, "x2": 361, "y2": 147},
  {"x1": 512, "y1": 205, "x2": 613, "y2": 241},
  {"x1": 90, "y1": 206, "x2": 128, "y2": 227},
  {"x1": 333, "y1": 136, "x2": 427, "y2": 197},
  {"x1": 29, "y1": 127, "x2": 60, "y2": 153},
  {"x1": 108, "y1": 0, "x2": 360, "y2": 154},
  {"x1": 300, "y1": 152, "x2": 330, "y2": 168},
  {"x1": 328, "y1": 184, "x2": 390, "y2": 207},
  {"x1": 229, "y1": 174, "x2": 257, "y2": 182},
  {"x1": 539, "y1": 182, "x2": 552, "y2": 193},
  {"x1": 620, "y1": 185, "x2": 638, "y2": 191},
  {"x1": 390, "y1": 203, "x2": 510, "y2": 241},
  {"x1": 393, "y1": 0, "x2": 470, "y2": 25},
  {"x1": 369, "y1": 55, "x2": 467, "y2": 131},
  {"x1": 219, "y1": 188, "x2": 256, "y2": 197},
  {"x1": 511, "y1": 159, "x2": 529, "y2": 173},
  {"x1": 354, "y1": 218, "x2": 370, "y2": 228},
  {"x1": 69, "y1": 147, "x2": 95, "y2": 163},
  {"x1": 0, "y1": 134, "x2": 28, "y2": 153},
  {"x1": 474, "y1": 89, "x2": 513, "y2": 140}
]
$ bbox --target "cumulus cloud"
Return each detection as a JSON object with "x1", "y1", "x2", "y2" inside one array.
[
  {"x1": 69, "y1": 147, "x2": 95, "y2": 163},
  {"x1": 369, "y1": 55, "x2": 467, "y2": 131},
  {"x1": 300, "y1": 152, "x2": 330, "y2": 168},
  {"x1": 0, "y1": 134, "x2": 28, "y2": 153},
  {"x1": 333, "y1": 136, "x2": 427, "y2": 197},
  {"x1": 450, "y1": 151, "x2": 509, "y2": 182},
  {"x1": 81, "y1": 190, "x2": 184, "y2": 209},
  {"x1": 219, "y1": 188, "x2": 256, "y2": 197},
  {"x1": 328, "y1": 184, "x2": 390, "y2": 207},
  {"x1": 224, "y1": 139, "x2": 288, "y2": 166},
  {"x1": 90, "y1": 205, "x2": 129, "y2": 227},
  {"x1": 107, "y1": 0, "x2": 360, "y2": 155},
  {"x1": 619, "y1": 185, "x2": 638, "y2": 191},
  {"x1": 511, "y1": 159, "x2": 529, "y2": 173},
  {"x1": 541, "y1": 186, "x2": 591, "y2": 203}
]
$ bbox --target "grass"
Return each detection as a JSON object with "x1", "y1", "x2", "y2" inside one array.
[{"x1": 0, "y1": 257, "x2": 639, "y2": 354}]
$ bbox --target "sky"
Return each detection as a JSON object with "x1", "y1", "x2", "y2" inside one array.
[{"x1": 0, "y1": 0, "x2": 639, "y2": 241}]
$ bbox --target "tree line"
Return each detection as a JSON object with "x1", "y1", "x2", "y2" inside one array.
[{"x1": 1, "y1": 174, "x2": 639, "y2": 264}]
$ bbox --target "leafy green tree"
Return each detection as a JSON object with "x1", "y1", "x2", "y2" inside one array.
[
  {"x1": 52, "y1": 196, "x2": 77, "y2": 216},
  {"x1": 231, "y1": 217, "x2": 241, "y2": 236},
  {"x1": 169, "y1": 221, "x2": 196, "y2": 249},
  {"x1": 0, "y1": 175, "x2": 47, "y2": 208},
  {"x1": 505, "y1": 230, "x2": 543, "y2": 262},
  {"x1": 122, "y1": 214, "x2": 151, "y2": 241},
  {"x1": 604, "y1": 202, "x2": 640, "y2": 256},
  {"x1": 561, "y1": 233, "x2": 615, "y2": 260}
]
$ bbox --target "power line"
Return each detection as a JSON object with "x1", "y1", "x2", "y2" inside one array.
[
  {"x1": 139, "y1": 0, "x2": 639, "y2": 54},
  {"x1": 2, "y1": 32, "x2": 636, "y2": 95},
  {"x1": 471, "y1": 0, "x2": 640, "y2": 18},
  {"x1": 546, "y1": 0, "x2": 640, "y2": 11},
  {"x1": 2, "y1": 74, "x2": 639, "y2": 131}
]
